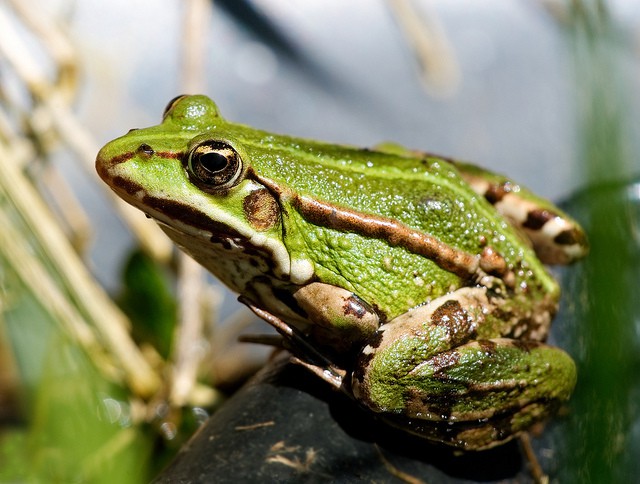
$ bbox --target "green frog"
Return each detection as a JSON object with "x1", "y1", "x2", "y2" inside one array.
[{"x1": 96, "y1": 95, "x2": 588, "y2": 450}]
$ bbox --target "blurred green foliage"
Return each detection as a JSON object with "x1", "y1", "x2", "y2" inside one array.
[
  {"x1": 117, "y1": 249, "x2": 177, "y2": 359},
  {"x1": 0, "y1": 254, "x2": 154, "y2": 483},
  {"x1": 558, "y1": 2, "x2": 640, "y2": 482}
]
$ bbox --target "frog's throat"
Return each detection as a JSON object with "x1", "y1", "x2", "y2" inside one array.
[
  {"x1": 252, "y1": 173, "x2": 511, "y2": 284},
  {"x1": 144, "y1": 199, "x2": 313, "y2": 285}
]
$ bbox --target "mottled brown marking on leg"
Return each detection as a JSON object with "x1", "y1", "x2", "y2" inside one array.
[
  {"x1": 432, "y1": 300, "x2": 475, "y2": 347},
  {"x1": 484, "y1": 181, "x2": 513, "y2": 204},
  {"x1": 477, "y1": 340, "x2": 498, "y2": 354},
  {"x1": 554, "y1": 227, "x2": 587, "y2": 246},
  {"x1": 429, "y1": 350, "x2": 461, "y2": 375},
  {"x1": 343, "y1": 294, "x2": 374, "y2": 320},
  {"x1": 523, "y1": 209, "x2": 556, "y2": 230},
  {"x1": 510, "y1": 340, "x2": 541, "y2": 353},
  {"x1": 363, "y1": 330, "x2": 385, "y2": 351}
]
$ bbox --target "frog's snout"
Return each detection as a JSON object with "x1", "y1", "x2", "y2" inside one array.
[
  {"x1": 95, "y1": 141, "x2": 135, "y2": 183},
  {"x1": 95, "y1": 145, "x2": 112, "y2": 183}
]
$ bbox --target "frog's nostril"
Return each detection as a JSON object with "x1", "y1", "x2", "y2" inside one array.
[{"x1": 137, "y1": 143, "x2": 155, "y2": 157}]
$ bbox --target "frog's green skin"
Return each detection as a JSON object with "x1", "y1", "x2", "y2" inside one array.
[{"x1": 96, "y1": 95, "x2": 588, "y2": 450}]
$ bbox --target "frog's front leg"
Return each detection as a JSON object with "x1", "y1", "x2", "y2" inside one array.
[{"x1": 351, "y1": 287, "x2": 576, "y2": 450}]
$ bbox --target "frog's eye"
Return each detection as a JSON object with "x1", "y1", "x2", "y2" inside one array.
[
  {"x1": 187, "y1": 140, "x2": 243, "y2": 191},
  {"x1": 163, "y1": 94, "x2": 189, "y2": 119}
]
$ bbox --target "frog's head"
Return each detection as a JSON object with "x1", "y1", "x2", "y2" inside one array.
[{"x1": 96, "y1": 95, "x2": 313, "y2": 291}]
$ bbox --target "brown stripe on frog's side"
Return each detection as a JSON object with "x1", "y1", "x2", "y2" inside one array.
[
  {"x1": 291, "y1": 194, "x2": 511, "y2": 281},
  {"x1": 242, "y1": 188, "x2": 280, "y2": 231},
  {"x1": 249, "y1": 171, "x2": 513, "y2": 280}
]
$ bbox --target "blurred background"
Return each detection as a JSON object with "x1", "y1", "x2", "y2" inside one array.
[{"x1": 0, "y1": 0, "x2": 638, "y2": 482}]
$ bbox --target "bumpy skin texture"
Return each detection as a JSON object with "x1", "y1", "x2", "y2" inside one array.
[
  {"x1": 350, "y1": 287, "x2": 576, "y2": 450},
  {"x1": 96, "y1": 95, "x2": 588, "y2": 450}
]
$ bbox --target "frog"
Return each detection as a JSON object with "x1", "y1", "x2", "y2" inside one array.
[{"x1": 96, "y1": 94, "x2": 588, "y2": 451}]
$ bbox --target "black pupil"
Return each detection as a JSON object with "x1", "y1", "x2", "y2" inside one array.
[{"x1": 200, "y1": 151, "x2": 228, "y2": 173}]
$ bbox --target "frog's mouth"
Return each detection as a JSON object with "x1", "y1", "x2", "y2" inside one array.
[{"x1": 140, "y1": 194, "x2": 245, "y2": 242}]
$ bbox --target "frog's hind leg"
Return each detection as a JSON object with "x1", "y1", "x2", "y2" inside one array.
[
  {"x1": 453, "y1": 161, "x2": 588, "y2": 265},
  {"x1": 351, "y1": 287, "x2": 576, "y2": 450}
]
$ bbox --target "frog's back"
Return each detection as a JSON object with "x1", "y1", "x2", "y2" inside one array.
[
  {"x1": 247, "y1": 133, "x2": 520, "y2": 258},
  {"x1": 237, "y1": 132, "x2": 554, "y2": 318},
  {"x1": 241, "y1": 131, "x2": 490, "y2": 248}
]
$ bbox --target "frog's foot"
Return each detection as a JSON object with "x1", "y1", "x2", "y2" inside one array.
[{"x1": 351, "y1": 288, "x2": 576, "y2": 450}]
